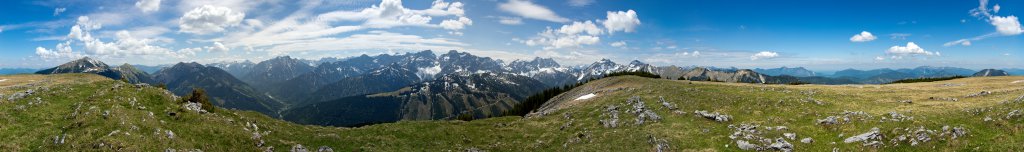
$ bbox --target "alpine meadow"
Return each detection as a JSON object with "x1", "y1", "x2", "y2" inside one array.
[{"x1": 1, "y1": 0, "x2": 1023, "y2": 151}]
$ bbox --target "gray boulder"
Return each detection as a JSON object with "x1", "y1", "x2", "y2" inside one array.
[
  {"x1": 844, "y1": 127, "x2": 881, "y2": 143},
  {"x1": 317, "y1": 146, "x2": 334, "y2": 152},
  {"x1": 291, "y1": 144, "x2": 308, "y2": 152}
]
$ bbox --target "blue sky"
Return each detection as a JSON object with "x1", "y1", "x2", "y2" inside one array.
[{"x1": 0, "y1": 0, "x2": 1021, "y2": 71}]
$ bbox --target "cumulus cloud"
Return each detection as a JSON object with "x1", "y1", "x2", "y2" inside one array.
[
  {"x1": 35, "y1": 16, "x2": 192, "y2": 61},
  {"x1": 990, "y1": 15, "x2": 1023, "y2": 35},
  {"x1": 602, "y1": 10, "x2": 641, "y2": 34},
  {"x1": 522, "y1": 21, "x2": 604, "y2": 50},
  {"x1": 750, "y1": 51, "x2": 779, "y2": 60},
  {"x1": 36, "y1": 41, "x2": 80, "y2": 60},
  {"x1": 951, "y1": 0, "x2": 1021, "y2": 46},
  {"x1": 520, "y1": 10, "x2": 642, "y2": 50},
  {"x1": 179, "y1": 5, "x2": 245, "y2": 35},
  {"x1": 207, "y1": 42, "x2": 229, "y2": 52},
  {"x1": 136, "y1": 0, "x2": 161, "y2": 13},
  {"x1": 498, "y1": 17, "x2": 523, "y2": 25},
  {"x1": 499, "y1": 0, "x2": 570, "y2": 23},
  {"x1": 609, "y1": 41, "x2": 626, "y2": 47},
  {"x1": 568, "y1": 0, "x2": 595, "y2": 7},
  {"x1": 53, "y1": 8, "x2": 66, "y2": 16},
  {"x1": 440, "y1": 16, "x2": 473, "y2": 30},
  {"x1": 886, "y1": 42, "x2": 938, "y2": 57},
  {"x1": 849, "y1": 31, "x2": 877, "y2": 42}
]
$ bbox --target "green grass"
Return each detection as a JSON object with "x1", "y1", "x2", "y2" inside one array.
[{"x1": 0, "y1": 74, "x2": 1022, "y2": 151}]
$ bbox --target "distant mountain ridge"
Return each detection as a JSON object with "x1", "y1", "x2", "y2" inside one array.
[
  {"x1": 0, "y1": 68, "x2": 40, "y2": 75},
  {"x1": 754, "y1": 66, "x2": 816, "y2": 77},
  {"x1": 207, "y1": 60, "x2": 255, "y2": 78},
  {"x1": 35, "y1": 57, "x2": 152, "y2": 84},
  {"x1": 828, "y1": 66, "x2": 977, "y2": 84}
]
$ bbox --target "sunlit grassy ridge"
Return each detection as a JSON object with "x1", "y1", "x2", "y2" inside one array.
[{"x1": 0, "y1": 74, "x2": 1021, "y2": 151}]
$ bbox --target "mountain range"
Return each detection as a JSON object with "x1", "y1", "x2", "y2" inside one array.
[{"x1": 29, "y1": 50, "x2": 1019, "y2": 126}]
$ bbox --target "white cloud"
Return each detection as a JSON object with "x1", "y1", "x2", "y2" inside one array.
[
  {"x1": 559, "y1": 20, "x2": 603, "y2": 35},
  {"x1": 945, "y1": 39, "x2": 972, "y2": 46},
  {"x1": 36, "y1": 41, "x2": 81, "y2": 60},
  {"x1": 179, "y1": 5, "x2": 246, "y2": 35},
  {"x1": 207, "y1": 42, "x2": 229, "y2": 52},
  {"x1": 603, "y1": 10, "x2": 641, "y2": 34},
  {"x1": 498, "y1": 17, "x2": 523, "y2": 25},
  {"x1": 990, "y1": 15, "x2": 1023, "y2": 35},
  {"x1": 229, "y1": 0, "x2": 469, "y2": 50},
  {"x1": 874, "y1": 56, "x2": 885, "y2": 61},
  {"x1": 970, "y1": 0, "x2": 993, "y2": 18},
  {"x1": 522, "y1": 21, "x2": 604, "y2": 50},
  {"x1": 520, "y1": 10, "x2": 642, "y2": 50},
  {"x1": 610, "y1": 41, "x2": 626, "y2": 47},
  {"x1": 886, "y1": 42, "x2": 937, "y2": 57},
  {"x1": 568, "y1": 0, "x2": 595, "y2": 7},
  {"x1": 264, "y1": 31, "x2": 468, "y2": 54},
  {"x1": 53, "y1": 8, "x2": 66, "y2": 16},
  {"x1": 35, "y1": 16, "x2": 193, "y2": 61},
  {"x1": 750, "y1": 51, "x2": 779, "y2": 60},
  {"x1": 849, "y1": 31, "x2": 877, "y2": 42},
  {"x1": 947, "y1": 0, "x2": 1018, "y2": 47},
  {"x1": 498, "y1": 0, "x2": 570, "y2": 23},
  {"x1": 135, "y1": 0, "x2": 161, "y2": 13},
  {"x1": 440, "y1": 16, "x2": 473, "y2": 30}
]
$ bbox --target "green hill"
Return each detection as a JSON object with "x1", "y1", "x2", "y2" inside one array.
[{"x1": 1, "y1": 74, "x2": 1022, "y2": 151}]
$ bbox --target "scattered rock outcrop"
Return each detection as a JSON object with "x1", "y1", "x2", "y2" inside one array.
[
  {"x1": 965, "y1": 91, "x2": 992, "y2": 98},
  {"x1": 599, "y1": 105, "x2": 620, "y2": 128},
  {"x1": 728, "y1": 124, "x2": 795, "y2": 151},
  {"x1": 844, "y1": 127, "x2": 882, "y2": 144},
  {"x1": 291, "y1": 144, "x2": 308, "y2": 152},
  {"x1": 694, "y1": 110, "x2": 731, "y2": 122},
  {"x1": 626, "y1": 96, "x2": 662, "y2": 125}
]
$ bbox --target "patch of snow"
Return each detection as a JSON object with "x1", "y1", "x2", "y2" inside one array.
[{"x1": 575, "y1": 93, "x2": 597, "y2": 100}]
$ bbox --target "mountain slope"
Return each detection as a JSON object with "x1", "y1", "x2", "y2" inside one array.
[
  {"x1": 2, "y1": 74, "x2": 1023, "y2": 151},
  {"x1": 301, "y1": 64, "x2": 421, "y2": 106},
  {"x1": 112, "y1": 64, "x2": 154, "y2": 84},
  {"x1": 268, "y1": 53, "x2": 421, "y2": 102},
  {"x1": 974, "y1": 69, "x2": 1009, "y2": 77},
  {"x1": 678, "y1": 67, "x2": 768, "y2": 83},
  {"x1": 152, "y1": 62, "x2": 283, "y2": 116},
  {"x1": 283, "y1": 72, "x2": 547, "y2": 126},
  {"x1": 35, "y1": 57, "x2": 152, "y2": 84}
]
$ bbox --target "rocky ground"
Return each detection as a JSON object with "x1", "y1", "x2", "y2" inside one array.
[{"x1": 1, "y1": 74, "x2": 1022, "y2": 151}]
